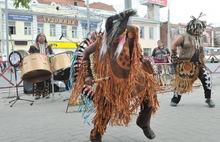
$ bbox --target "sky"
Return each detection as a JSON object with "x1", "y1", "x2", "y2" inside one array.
[{"x1": 89, "y1": 0, "x2": 220, "y2": 27}]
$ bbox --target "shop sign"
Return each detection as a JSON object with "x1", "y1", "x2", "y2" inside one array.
[
  {"x1": 8, "y1": 14, "x2": 33, "y2": 21},
  {"x1": 48, "y1": 42, "x2": 77, "y2": 49},
  {"x1": 37, "y1": 16, "x2": 78, "y2": 26}
]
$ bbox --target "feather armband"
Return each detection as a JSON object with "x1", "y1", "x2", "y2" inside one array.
[
  {"x1": 171, "y1": 50, "x2": 179, "y2": 64},
  {"x1": 82, "y1": 60, "x2": 93, "y2": 78}
]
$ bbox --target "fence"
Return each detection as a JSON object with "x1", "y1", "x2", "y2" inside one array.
[
  {"x1": 0, "y1": 61, "x2": 23, "y2": 90},
  {"x1": 204, "y1": 54, "x2": 220, "y2": 74}
]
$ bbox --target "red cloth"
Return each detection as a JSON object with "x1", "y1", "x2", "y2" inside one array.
[{"x1": 154, "y1": 59, "x2": 168, "y2": 63}]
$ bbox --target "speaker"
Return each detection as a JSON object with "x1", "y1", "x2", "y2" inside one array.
[{"x1": 23, "y1": 81, "x2": 33, "y2": 94}]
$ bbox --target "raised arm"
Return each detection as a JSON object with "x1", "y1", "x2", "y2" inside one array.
[
  {"x1": 83, "y1": 40, "x2": 98, "y2": 60},
  {"x1": 171, "y1": 35, "x2": 184, "y2": 51}
]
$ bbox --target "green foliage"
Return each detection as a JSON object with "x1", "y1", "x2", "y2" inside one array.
[{"x1": 13, "y1": 0, "x2": 31, "y2": 9}]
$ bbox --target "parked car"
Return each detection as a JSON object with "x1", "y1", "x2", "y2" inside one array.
[{"x1": 204, "y1": 47, "x2": 220, "y2": 63}]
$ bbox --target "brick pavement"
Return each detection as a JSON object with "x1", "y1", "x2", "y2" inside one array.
[{"x1": 0, "y1": 76, "x2": 220, "y2": 142}]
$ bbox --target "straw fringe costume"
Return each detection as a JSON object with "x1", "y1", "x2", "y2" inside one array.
[
  {"x1": 68, "y1": 9, "x2": 160, "y2": 141},
  {"x1": 170, "y1": 13, "x2": 215, "y2": 107}
]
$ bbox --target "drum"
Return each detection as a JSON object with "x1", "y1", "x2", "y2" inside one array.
[
  {"x1": 51, "y1": 51, "x2": 73, "y2": 80},
  {"x1": 16, "y1": 50, "x2": 29, "y2": 70},
  {"x1": 21, "y1": 53, "x2": 52, "y2": 83}
]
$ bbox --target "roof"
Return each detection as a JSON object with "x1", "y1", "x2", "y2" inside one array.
[
  {"x1": 89, "y1": 2, "x2": 116, "y2": 12},
  {"x1": 37, "y1": 0, "x2": 86, "y2": 7},
  {"x1": 36, "y1": 0, "x2": 116, "y2": 12}
]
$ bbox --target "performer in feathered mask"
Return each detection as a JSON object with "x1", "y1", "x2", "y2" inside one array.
[
  {"x1": 68, "y1": 9, "x2": 160, "y2": 141},
  {"x1": 170, "y1": 13, "x2": 215, "y2": 107}
]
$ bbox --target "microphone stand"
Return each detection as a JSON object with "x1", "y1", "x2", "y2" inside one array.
[
  {"x1": 61, "y1": 36, "x2": 76, "y2": 43},
  {"x1": 59, "y1": 35, "x2": 77, "y2": 102},
  {"x1": 8, "y1": 33, "x2": 34, "y2": 107}
]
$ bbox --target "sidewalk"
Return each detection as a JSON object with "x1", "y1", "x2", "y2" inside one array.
[{"x1": 0, "y1": 77, "x2": 220, "y2": 142}]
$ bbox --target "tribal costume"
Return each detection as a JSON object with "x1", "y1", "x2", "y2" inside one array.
[
  {"x1": 68, "y1": 9, "x2": 160, "y2": 142},
  {"x1": 170, "y1": 12, "x2": 215, "y2": 107}
]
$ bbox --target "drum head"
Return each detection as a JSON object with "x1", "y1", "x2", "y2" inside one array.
[{"x1": 16, "y1": 50, "x2": 29, "y2": 58}]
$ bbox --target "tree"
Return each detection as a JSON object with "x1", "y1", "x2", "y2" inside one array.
[{"x1": 13, "y1": 0, "x2": 31, "y2": 9}]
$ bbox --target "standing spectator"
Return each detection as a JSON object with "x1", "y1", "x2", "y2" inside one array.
[
  {"x1": 151, "y1": 40, "x2": 170, "y2": 63},
  {"x1": 2, "y1": 55, "x2": 7, "y2": 72},
  {"x1": 0, "y1": 56, "x2": 3, "y2": 72}
]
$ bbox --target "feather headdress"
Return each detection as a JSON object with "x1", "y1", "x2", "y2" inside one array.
[
  {"x1": 186, "y1": 12, "x2": 206, "y2": 36},
  {"x1": 100, "y1": 9, "x2": 137, "y2": 61}
]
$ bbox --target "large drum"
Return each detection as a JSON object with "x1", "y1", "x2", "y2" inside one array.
[
  {"x1": 21, "y1": 53, "x2": 52, "y2": 83},
  {"x1": 51, "y1": 51, "x2": 73, "y2": 80}
]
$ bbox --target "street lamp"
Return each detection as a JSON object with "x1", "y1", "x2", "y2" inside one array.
[
  {"x1": 86, "y1": 0, "x2": 90, "y2": 36},
  {"x1": 167, "y1": 0, "x2": 174, "y2": 51},
  {"x1": 5, "y1": 0, "x2": 9, "y2": 58}
]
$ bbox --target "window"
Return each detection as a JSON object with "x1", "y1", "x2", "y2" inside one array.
[
  {"x1": 37, "y1": 23, "x2": 44, "y2": 34},
  {"x1": 140, "y1": 26, "x2": 145, "y2": 38},
  {"x1": 72, "y1": 26, "x2": 77, "y2": 38},
  {"x1": 203, "y1": 36, "x2": 207, "y2": 42},
  {"x1": 50, "y1": 24, "x2": 56, "y2": 36},
  {"x1": 24, "y1": 22, "x2": 31, "y2": 35},
  {"x1": 82, "y1": 27, "x2": 87, "y2": 38},
  {"x1": 8, "y1": 21, "x2": 16, "y2": 35},
  {"x1": 149, "y1": 27, "x2": 154, "y2": 39},
  {"x1": 143, "y1": 48, "x2": 152, "y2": 56},
  {"x1": 61, "y1": 25, "x2": 67, "y2": 37},
  {"x1": 14, "y1": 41, "x2": 27, "y2": 45}
]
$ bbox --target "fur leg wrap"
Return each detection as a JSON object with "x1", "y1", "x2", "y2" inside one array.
[{"x1": 171, "y1": 50, "x2": 179, "y2": 64}]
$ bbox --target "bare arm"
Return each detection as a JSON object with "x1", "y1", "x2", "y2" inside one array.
[
  {"x1": 171, "y1": 35, "x2": 184, "y2": 51},
  {"x1": 171, "y1": 35, "x2": 184, "y2": 63},
  {"x1": 83, "y1": 40, "x2": 98, "y2": 60},
  {"x1": 151, "y1": 48, "x2": 156, "y2": 63},
  {"x1": 151, "y1": 56, "x2": 155, "y2": 63}
]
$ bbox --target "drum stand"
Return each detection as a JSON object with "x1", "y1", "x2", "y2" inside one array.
[
  {"x1": 49, "y1": 55, "x2": 65, "y2": 101},
  {"x1": 9, "y1": 66, "x2": 34, "y2": 107}
]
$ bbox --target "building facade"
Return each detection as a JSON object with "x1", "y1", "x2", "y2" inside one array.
[
  {"x1": 0, "y1": 0, "x2": 112, "y2": 56},
  {"x1": 0, "y1": 0, "x2": 161, "y2": 59}
]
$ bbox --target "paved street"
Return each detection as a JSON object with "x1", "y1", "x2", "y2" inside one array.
[{"x1": 0, "y1": 75, "x2": 220, "y2": 142}]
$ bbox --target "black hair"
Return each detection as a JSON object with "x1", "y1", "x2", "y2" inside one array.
[
  {"x1": 35, "y1": 33, "x2": 48, "y2": 43},
  {"x1": 157, "y1": 40, "x2": 163, "y2": 43}
]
